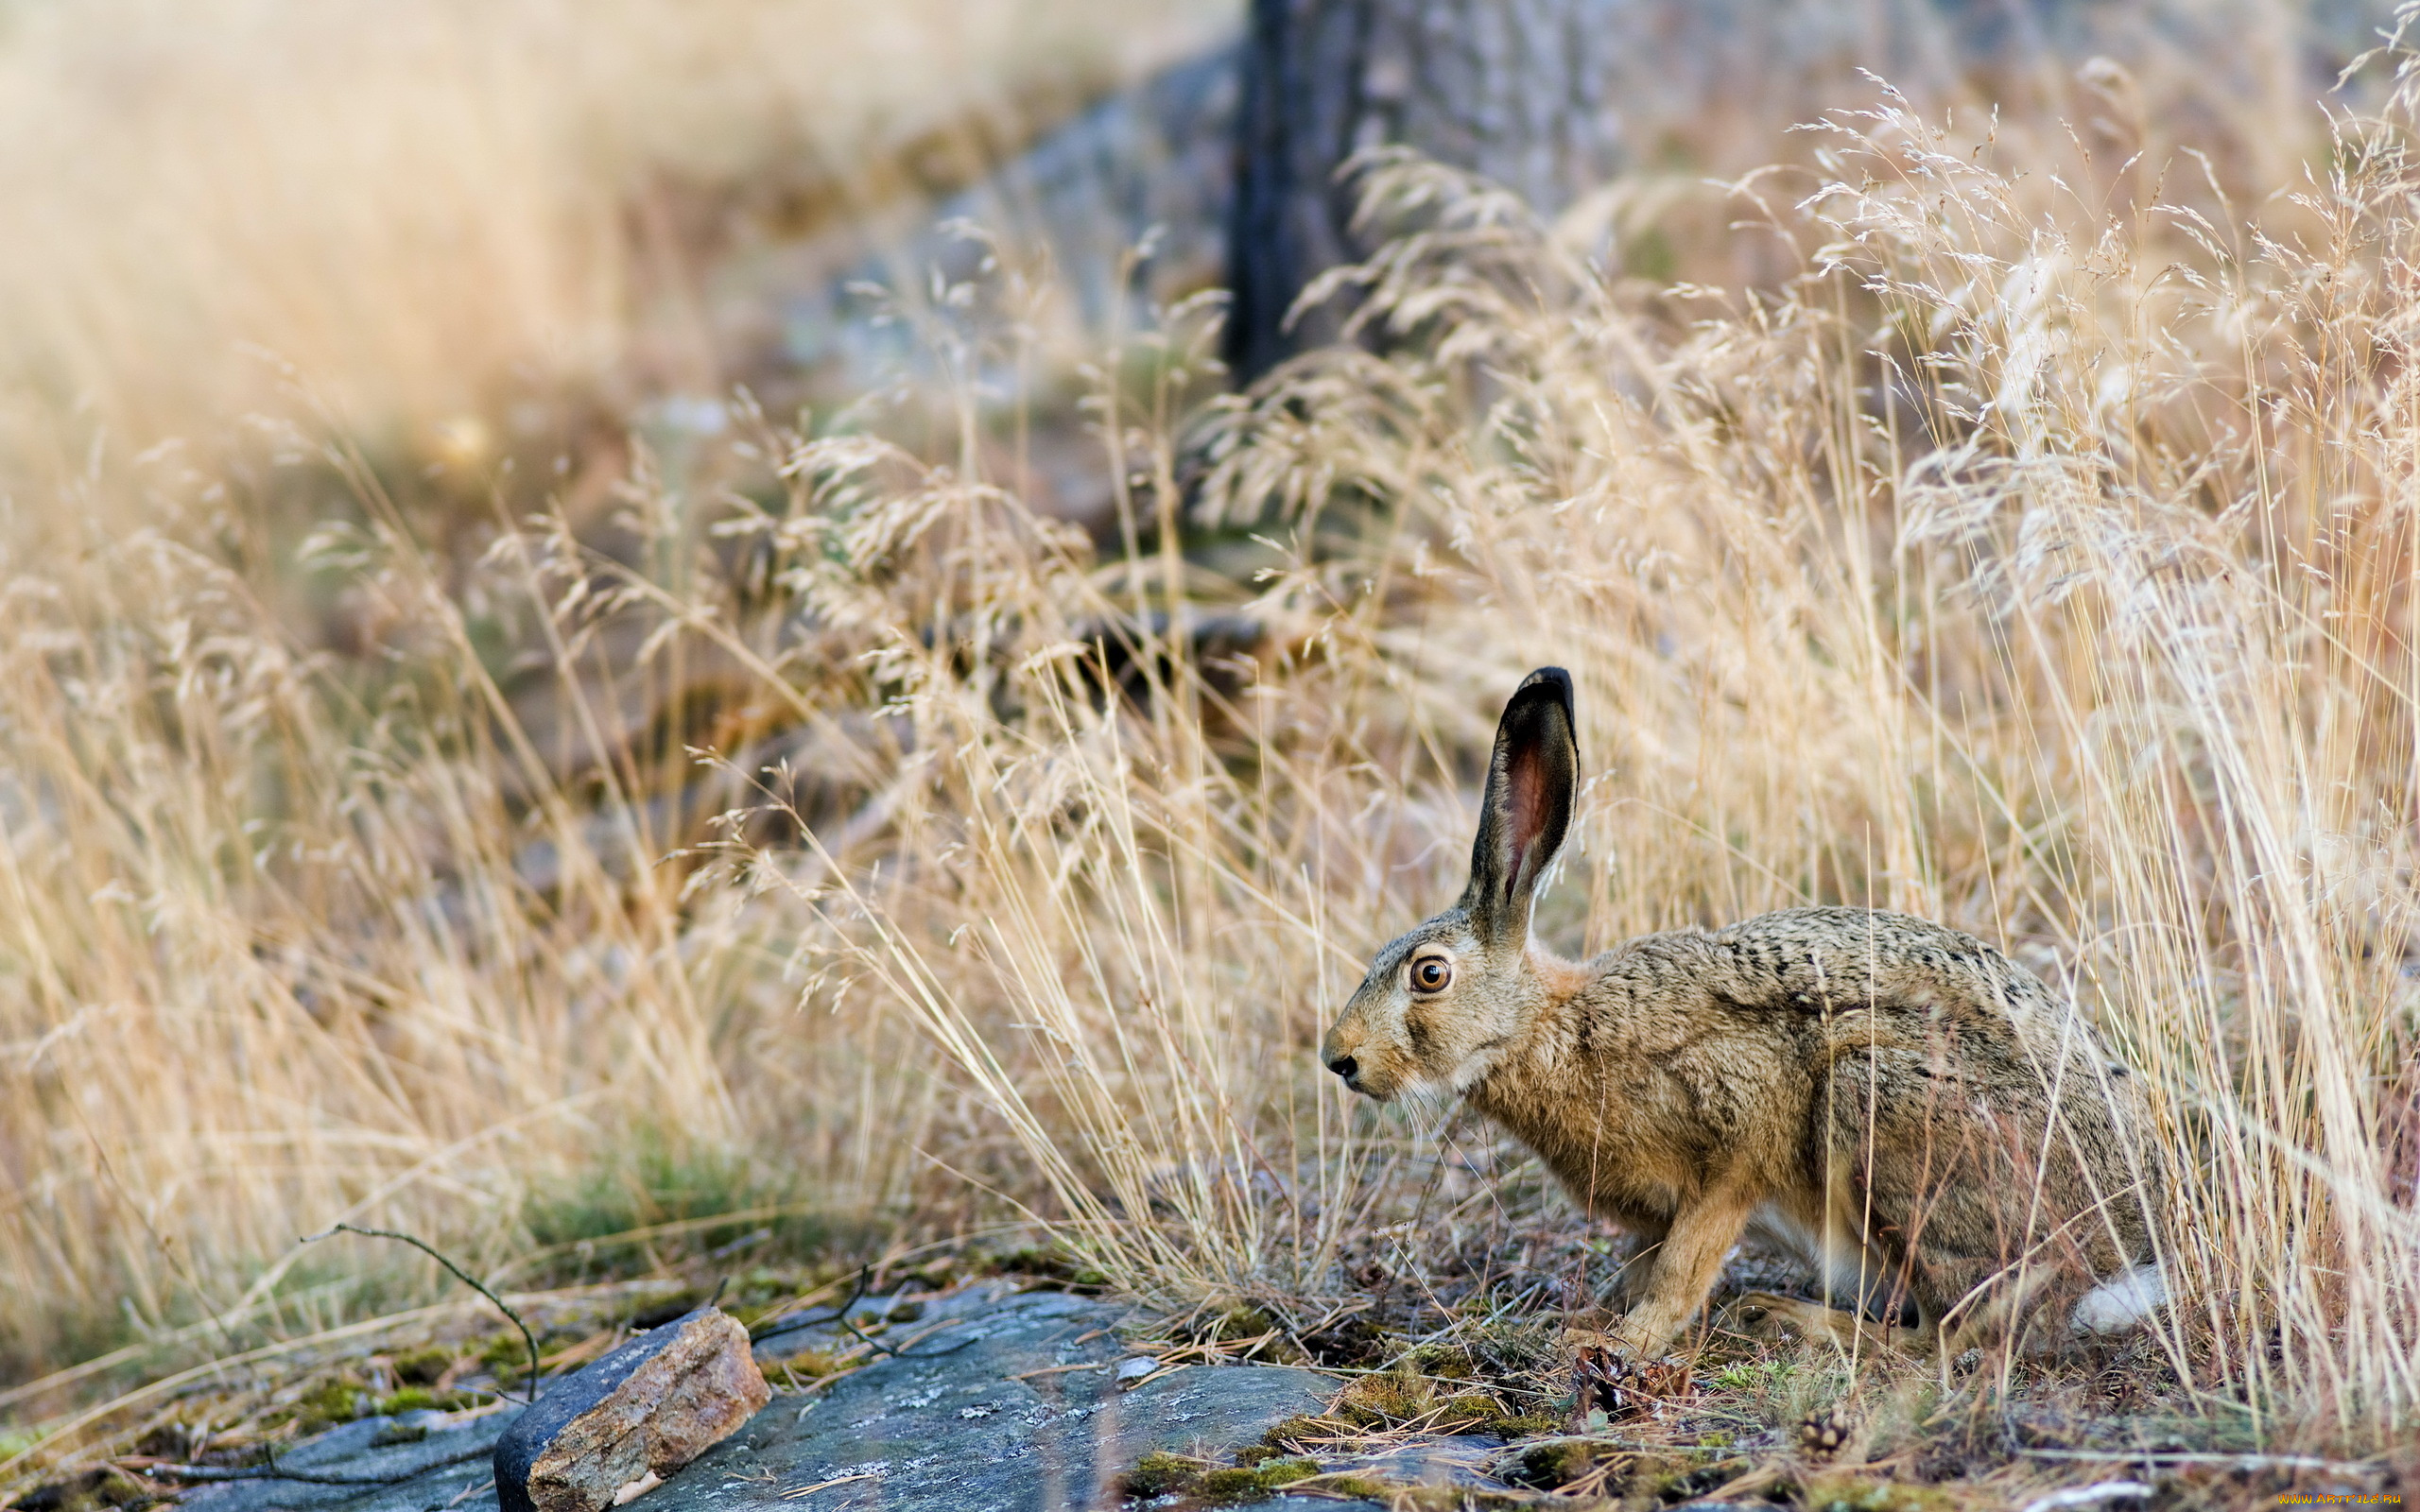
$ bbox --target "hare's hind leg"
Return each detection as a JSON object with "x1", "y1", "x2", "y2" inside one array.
[
  {"x1": 1724, "y1": 1292, "x2": 1931, "y2": 1355},
  {"x1": 1824, "y1": 1046, "x2": 2094, "y2": 1351},
  {"x1": 1725, "y1": 1184, "x2": 1930, "y2": 1355}
]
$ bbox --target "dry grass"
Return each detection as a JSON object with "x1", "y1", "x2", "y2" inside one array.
[{"x1": 7, "y1": 0, "x2": 2420, "y2": 1486}]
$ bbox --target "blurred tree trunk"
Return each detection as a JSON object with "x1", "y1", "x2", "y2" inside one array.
[{"x1": 1224, "y1": 0, "x2": 1625, "y2": 381}]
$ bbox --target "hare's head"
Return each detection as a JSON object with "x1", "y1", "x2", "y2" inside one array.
[{"x1": 1322, "y1": 667, "x2": 1579, "y2": 1102}]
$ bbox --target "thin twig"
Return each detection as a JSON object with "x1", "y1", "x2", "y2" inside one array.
[
  {"x1": 748, "y1": 1265, "x2": 973, "y2": 1360},
  {"x1": 304, "y1": 1224, "x2": 541, "y2": 1404},
  {"x1": 810, "y1": 1267, "x2": 919, "y2": 1359},
  {"x1": 838, "y1": 1312, "x2": 979, "y2": 1361},
  {"x1": 750, "y1": 1266, "x2": 875, "y2": 1345}
]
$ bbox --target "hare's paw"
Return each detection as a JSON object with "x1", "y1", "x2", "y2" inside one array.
[
  {"x1": 1724, "y1": 1290, "x2": 1828, "y2": 1339},
  {"x1": 1724, "y1": 1292, "x2": 1931, "y2": 1355}
]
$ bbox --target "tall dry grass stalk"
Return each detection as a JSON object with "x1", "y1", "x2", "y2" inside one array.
[{"x1": 8, "y1": 16, "x2": 2420, "y2": 1458}]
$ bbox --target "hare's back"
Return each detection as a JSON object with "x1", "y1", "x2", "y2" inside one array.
[{"x1": 1703, "y1": 907, "x2": 2075, "y2": 1044}]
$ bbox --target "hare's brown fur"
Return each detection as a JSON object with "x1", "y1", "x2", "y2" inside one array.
[{"x1": 1322, "y1": 669, "x2": 2163, "y2": 1358}]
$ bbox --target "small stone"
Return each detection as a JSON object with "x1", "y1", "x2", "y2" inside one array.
[
  {"x1": 494, "y1": 1308, "x2": 770, "y2": 1512},
  {"x1": 1114, "y1": 1356, "x2": 1160, "y2": 1384}
]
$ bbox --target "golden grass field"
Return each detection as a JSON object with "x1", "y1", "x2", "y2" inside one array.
[{"x1": 7, "y1": 0, "x2": 2420, "y2": 1486}]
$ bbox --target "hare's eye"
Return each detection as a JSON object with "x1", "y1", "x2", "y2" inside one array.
[{"x1": 1409, "y1": 956, "x2": 1452, "y2": 993}]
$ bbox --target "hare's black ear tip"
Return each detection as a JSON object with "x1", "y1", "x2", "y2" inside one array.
[{"x1": 1513, "y1": 665, "x2": 1576, "y2": 721}]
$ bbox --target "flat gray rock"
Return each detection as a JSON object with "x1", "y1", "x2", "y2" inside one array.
[
  {"x1": 1333, "y1": 1436, "x2": 1509, "y2": 1489},
  {"x1": 690, "y1": 1289, "x2": 1334, "y2": 1511},
  {"x1": 182, "y1": 1407, "x2": 520, "y2": 1512},
  {"x1": 186, "y1": 1288, "x2": 1347, "y2": 1512}
]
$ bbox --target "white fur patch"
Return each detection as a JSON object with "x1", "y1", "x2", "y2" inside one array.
[
  {"x1": 2070, "y1": 1262, "x2": 2167, "y2": 1334},
  {"x1": 1747, "y1": 1202, "x2": 1895, "y2": 1316}
]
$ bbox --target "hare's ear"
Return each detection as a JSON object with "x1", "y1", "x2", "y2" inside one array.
[{"x1": 1463, "y1": 666, "x2": 1579, "y2": 951}]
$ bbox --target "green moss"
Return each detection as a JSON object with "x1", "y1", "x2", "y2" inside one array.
[
  {"x1": 984, "y1": 1246, "x2": 1062, "y2": 1277},
  {"x1": 1435, "y1": 1391, "x2": 1498, "y2": 1427},
  {"x1": 1506, "y1": 1439, "x2": 1599, "y2": 1490},
  {"x1": 1801, "y1": 1474, "x2": 1962, "y2": 1512},
  {"x1": 1189, "y1": 1457, "x2": 1327, "y2": 1503},
  {"x1": 292, "y1": 1377, "x2": 373, "y2": 1433},
  {"x1": 1259, "y1": 1414, "x2": 1325, "y2": 1451},
  {"x1": 1618, "y1": 1445, "x2": 1720, "y2": 1501},
  {"x1": 981, "y1": 1245, "x2": 1111, "y2": 1292},
  {"x1": 1329, "y1": 1371, "x2": 1431, "y2": 1427},
  {"x1": 1483, "y1": 1413, "x2": 1558, "y2": 1438},
  {"x1": 1118, "y1": 1451, "x2": 1200, "y2": 1499},
  {"x1": 1318, "y1": 1474, "x2": 1392, "y2": 1500},
  {"x1": 778, "y1": 1347, "x2": 838, "y2": 1379},
  {"x1": 375, "y1": 1385, "x2": 473, "y2": 1416},
  {"x1": 389, "y1": 1345, "x2": 455, "y2": 1385},
  {"x1": 1195, "y1": 1468, "x2": 1268, "y2": 1504},
  {"x1": 630, "y1": 1289, "x2": 707, "y2": 1330},
  {"x1": 15, "y1": 1469, "x2": 154, "y2": 1512},
  {"x1": 1404, "y1": 1342, "x2": 1475, "y2": 1380},
  {"x1": 478, "y1": 1332, "x2": 532, "y2": 1388},
  {"x1": 1253, "y1": 1458, "x2": 1319, "y2": 1487}
]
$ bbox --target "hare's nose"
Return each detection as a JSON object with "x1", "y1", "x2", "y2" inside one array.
[{"x1": 1326, "y1": 1056, "x2": 1358, "y2": 1081}]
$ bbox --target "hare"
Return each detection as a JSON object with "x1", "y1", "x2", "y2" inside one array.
[{"x1": 1321, "y1": 667, "x2": 2165, "y2": 1359}]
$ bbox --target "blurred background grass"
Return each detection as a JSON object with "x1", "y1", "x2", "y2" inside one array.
[{"x1": 0, "y1": 0, "x2": 1230, "y2": 480}]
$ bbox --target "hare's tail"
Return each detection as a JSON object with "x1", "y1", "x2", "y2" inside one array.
[{"x1": 2070, "y1": 1260, "x2": 2167, "y2": 1334}]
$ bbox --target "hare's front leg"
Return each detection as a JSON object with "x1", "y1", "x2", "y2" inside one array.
[{"x1": 1608, "y1": 1183, "x2": 1756, "y2": 1357}]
